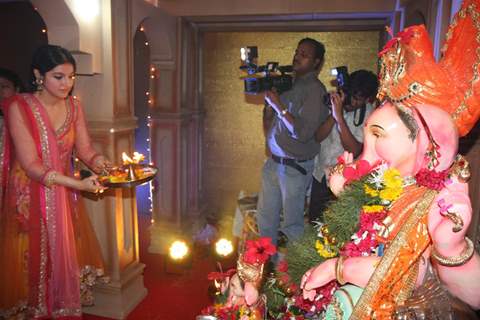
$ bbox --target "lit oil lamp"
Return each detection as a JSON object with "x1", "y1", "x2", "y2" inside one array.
[{"x1": 122, "y1": 152, "x2": 145, "y2": 181}]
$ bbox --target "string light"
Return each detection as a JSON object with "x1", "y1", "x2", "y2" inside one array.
[
  {"x1": 140, "y1": 25, "x2": 145, "y2": 32},
  {"x1": 41, "y1": 28, "x2": 47, "y2": 33},
  {"x1": 145, "y1": 41, "x2": 149, "y2": 46},
  {"x1": 109, "y1": 128, "x2": 115, "y2": 133},
  {"x1": 147, "y1": 65, "x2": 155, "y2": 223}
]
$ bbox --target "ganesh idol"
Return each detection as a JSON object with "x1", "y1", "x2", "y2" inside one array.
[{"x1": 300, "y1": 0, "x2": 480, "y2": 319}]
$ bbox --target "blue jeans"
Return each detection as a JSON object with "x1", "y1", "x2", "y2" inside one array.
[{"x1": 256, "y1": 158, "x2": 314, "y2": 246}]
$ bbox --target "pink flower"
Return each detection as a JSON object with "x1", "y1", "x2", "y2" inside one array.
[
  {"x1": 243, "y1": 237, "x2": 277, "y2": 264},
  {"x1": 437, "y1": 198, "x2": 453, "y2": 216}
]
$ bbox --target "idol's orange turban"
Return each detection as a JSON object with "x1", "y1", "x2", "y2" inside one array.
[{"x1": 378, "y1": 0, "x2": 480, "y2": 137}]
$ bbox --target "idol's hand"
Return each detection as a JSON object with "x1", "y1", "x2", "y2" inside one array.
[
  {"x1": 300, "y1": 259, "x2": 336, "y2": 301},
  {"x1": 428, "y1": 181, "x2": 471, "y2": 257},
  {"x1": 328, "y1": 151, "x2": 353, "y2": 196}
]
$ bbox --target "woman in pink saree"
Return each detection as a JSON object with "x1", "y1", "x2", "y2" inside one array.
[{"x1": 0, "y1": 45, "x2": 109, "y2": 319}]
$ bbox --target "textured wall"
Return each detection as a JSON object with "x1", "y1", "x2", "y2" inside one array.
[{"x1": 202, "y1": 31, "x2": 380, "y2": 221}]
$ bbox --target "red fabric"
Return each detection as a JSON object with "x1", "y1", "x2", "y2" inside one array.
[{"x1": 84, "y1": 215, "x2": 230, "y2": 320}]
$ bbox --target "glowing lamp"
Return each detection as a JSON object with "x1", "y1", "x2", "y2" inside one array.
[
  {"x1": 215, "y1": 238, "x2": 234, "y2": 257},
  {"x1": 74, "y1": 0, "x2": 99, "y2": 22},
  {"x1": 169, "y1": 240, "x2": 189, "y2": 260}
]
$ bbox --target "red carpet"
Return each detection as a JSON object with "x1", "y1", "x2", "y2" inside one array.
[{"x1": 84, "y1": 214, "x2": 234, "y2": 320}]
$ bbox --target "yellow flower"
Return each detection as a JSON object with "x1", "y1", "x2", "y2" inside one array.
[
  {"x1": 383, "y1": 169, "x2": 403, "y2": 189},
  {"x1": 315, "y1": 239, "x2": 337, "y2": 258},
  {"x1": 379, "y1": 187, "x2": 402, "y2": 201},
  {"x1": 364, "y1": 185, "x2": 379, "y2": 197},
  {"x1": 362, "y1": 205, "x2": 384, "y2": 213}
]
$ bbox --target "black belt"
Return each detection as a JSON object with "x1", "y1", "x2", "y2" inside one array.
[{"x1": 271, "y1": 154, "x2": 309, "y2": 175}]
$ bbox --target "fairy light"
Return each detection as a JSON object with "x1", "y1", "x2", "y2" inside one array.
[
  {"x1": 109, "y1": 128, "x2": 115, "y2": 133},
  {"x1": 146, "y1": 65, "x2": 155, "y2": 223},
  {"x1": 145, "y1": 41, "x2": 149, "y2": 46},
  {"x1": 140, "y1": 25, "x2": 145, "y2": 32},
  {"x1": 41, "y1": 28, "x2": 47, "y2": 33}
]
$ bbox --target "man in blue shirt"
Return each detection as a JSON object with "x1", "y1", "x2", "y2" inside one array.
[{"x1": 257, "y1": 38, "x2": 329, "y2": 246}]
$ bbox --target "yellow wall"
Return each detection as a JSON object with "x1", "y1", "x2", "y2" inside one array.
[{"x1": 202, "y1": 31, "x2": 380, "y2": 222}]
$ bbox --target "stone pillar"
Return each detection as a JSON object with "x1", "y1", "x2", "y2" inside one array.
[
  {"x1": 82, "y1": 122, "x2": 147, "y2": 319},
  {"x1": 148, "y1": 22, "x2": 205, "y2": 253},
  {"x1": 79, "y1": 0, "x2": 147, "y2": 318}
]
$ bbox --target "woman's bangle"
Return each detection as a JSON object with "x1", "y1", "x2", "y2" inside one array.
[
  {"x1": 44, "y1": 170, "x2": 58, "y2": 187},
  {"x1": 335, "y1": 256, "x2": 346, "y2": 285},
  {"x1": 431, "y1": 237, "x2": 475, "y2": 267}
]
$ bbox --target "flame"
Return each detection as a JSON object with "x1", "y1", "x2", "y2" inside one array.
[
  {"x1": 122, "y1": 152, "x2": 145, "y2": 165},
  {"x1": 133, "y1": 152, "x2": 145, "y2": 164},
  {"x1": 122, "y1": 152, "x2": 133, "y2": 164}
]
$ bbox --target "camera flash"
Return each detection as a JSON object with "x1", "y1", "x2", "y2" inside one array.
[{"x1": 240, "y1": 47, "x2": 247, "y2": 61}]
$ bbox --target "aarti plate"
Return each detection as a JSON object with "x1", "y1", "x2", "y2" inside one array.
[{"x1": 99, "y1": 164, "x2": 157, "y2": 188}]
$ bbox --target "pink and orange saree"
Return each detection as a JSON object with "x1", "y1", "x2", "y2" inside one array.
[{"x1": 0, "y1": 94, "x2": 104, "y2": 319}]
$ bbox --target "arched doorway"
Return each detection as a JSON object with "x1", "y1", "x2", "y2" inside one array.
[{"x1": 0, "y1": 1, "x2": 48, "y2": 89}]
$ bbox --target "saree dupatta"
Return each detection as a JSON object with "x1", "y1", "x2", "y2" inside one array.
[
  {"x1": 350, "y1": 187, "x2": 438, "y2": 320},
  {"x1": 5, "y1": 95, "x2": 82, "y2": 318}
]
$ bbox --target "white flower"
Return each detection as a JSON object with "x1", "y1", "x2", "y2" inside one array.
[{"x1": 367, "y1": 163, "x2": 389, "y2": 188}]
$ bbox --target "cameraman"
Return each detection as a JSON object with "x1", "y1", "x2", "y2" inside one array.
[
  {"x1": 308, "y1": 69, "x2": 379, "y2": 222},
  {"x1": 257, "y1": 38, "x2": 329, "y2": 246}
]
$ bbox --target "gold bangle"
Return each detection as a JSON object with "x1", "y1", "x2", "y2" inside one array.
[
  {"x1": 329, "y1": 163, "x2": 345, "y2": 177},
  {"x1": 431, "y1": 237, "x2": 475, "y2": 267},
  {"x1": 44, "y1": 171, "x2": 57, "y2": 187},
  {"x1": 335, "y1": 256, "x2": 346, "y2": 285}
]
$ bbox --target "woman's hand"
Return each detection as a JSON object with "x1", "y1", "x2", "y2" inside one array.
[
  {"x1": 300, "y1": 258, "x2": 336, "y2": 301},
  {"x1": 77, "y1": 175, "x2": 107, "y2": 194},
  {"x1": 91, "y1": 155, "x2": 112, "y2": 175}
]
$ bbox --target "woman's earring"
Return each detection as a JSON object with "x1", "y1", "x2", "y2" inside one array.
[{"x1": 35, "y1": 77, "x2": 44, "y2": 91}]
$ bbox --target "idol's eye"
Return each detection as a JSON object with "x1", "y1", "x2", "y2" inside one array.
[
  {"x1": 369, "y1": 126, "x2": 385, "y2": 138},
  {"x1": 54, "y1": 75, "x2": 63, "y2": 80}
]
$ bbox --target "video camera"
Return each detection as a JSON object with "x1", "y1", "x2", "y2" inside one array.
[
  {"x1": 239, "y1": 46, "x2": 293, "y2": 95},
  {"x1": 324, "y1": 66, "x2": 350, "y2": 107}
]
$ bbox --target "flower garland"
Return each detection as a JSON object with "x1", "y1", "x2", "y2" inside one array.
[{"x1": 265, "y1": 163, "x2": 407, "y2": 319}]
